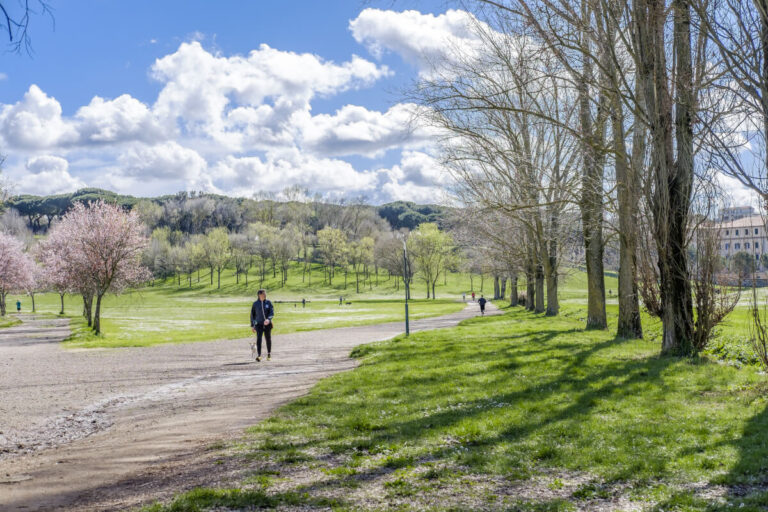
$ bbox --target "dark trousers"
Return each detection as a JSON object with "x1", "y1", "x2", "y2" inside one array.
[{"x1": 255, "y1": 324, "x2": 272, "y2": 356}]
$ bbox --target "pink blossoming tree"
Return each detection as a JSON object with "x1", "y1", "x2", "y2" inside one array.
[
  {"x1": 36, "y1": 242, "x2": 73, "y2": 315},
  {"x1": 42, "y1": 201, "x2": 150, "y2": 334},
  {"x1": 0, "y1": 232, "x2": 35, "y2": 316}
]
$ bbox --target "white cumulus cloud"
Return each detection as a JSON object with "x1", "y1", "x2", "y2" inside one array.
[
  {"x1": 119, "y1": 141, "x2": 208, "y2": 181},
  {"x1": 350, "y1": 8, "x2": 483, "y2": 72},
  {"x1": 20, "y1": 155, "x2": 86, "y2": 195},
  {"x1": 298, "y1": 103, "x2": 434, "y2": 157},
  {"x1": 0, "y1": 85, "x2": 78, "y2": 150}
]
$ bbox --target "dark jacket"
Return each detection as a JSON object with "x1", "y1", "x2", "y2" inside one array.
[
  {"x1": 478, "y1": 298, "x2": 487, "y2": 307},
  {"x1": 251, "y1": 299, "x2": 275, "y2": 327}
]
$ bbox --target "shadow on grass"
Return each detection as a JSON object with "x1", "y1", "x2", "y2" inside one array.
[
  {"x1": 150, "y1": 307, "x2": 768, "y2": 511},
  {"x1": 649, "y1": 402, "x2": 768, "y2": 511}
]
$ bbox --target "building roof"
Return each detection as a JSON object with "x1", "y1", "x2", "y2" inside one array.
[{"x1": 717, "y1": 215, "x2": 766, "y2": 229}]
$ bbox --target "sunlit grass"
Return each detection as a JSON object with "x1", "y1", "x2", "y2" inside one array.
[{"x1": 146, "y1": 305, "x2": 768, "y2": 511}]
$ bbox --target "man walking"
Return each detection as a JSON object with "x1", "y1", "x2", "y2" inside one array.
[
  {"x1": 250, "y1": 289, "x2": 275, "y2": 362},
  {"x1": 478, "y1": 295, "x2": 487, "y2": 315},
  {"x1": 16, "y1": 300, "x2": 21, "y2": 313}
]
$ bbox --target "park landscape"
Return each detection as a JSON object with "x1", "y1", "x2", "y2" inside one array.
[{"x1": 2, "y1": 0, "x2": 768, "y2": 511}]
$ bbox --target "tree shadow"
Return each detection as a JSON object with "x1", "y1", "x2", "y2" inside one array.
[{"x1": 649, "y1": 398, "x2": 768, "y2": 511}]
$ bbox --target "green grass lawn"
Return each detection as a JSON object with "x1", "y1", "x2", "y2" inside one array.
[
  {"x1": 61, "y1": 297, "x2": 464, "y2": 348},
  {"x1": 5, "y1": 262, "x2": 479, "y2": 348},
  {"x1": 144, "y1": 305, "x2": 768, "y2": 511}
]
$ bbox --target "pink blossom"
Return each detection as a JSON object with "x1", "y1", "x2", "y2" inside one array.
[
  {"x1": 39, "y1": 201, "x2": 150, "y2": 334},
  {"x1": 0, "y1": 232, "x2": 35, "y2": 316}
]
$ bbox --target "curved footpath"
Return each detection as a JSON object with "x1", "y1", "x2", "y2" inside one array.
[{"x1": 0, "y1": 302, "x2": 500, "y2": 511}]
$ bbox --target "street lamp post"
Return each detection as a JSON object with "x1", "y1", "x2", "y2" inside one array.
[{"x1": 402, "y1": 240, "x2": 410, "y2": 337}]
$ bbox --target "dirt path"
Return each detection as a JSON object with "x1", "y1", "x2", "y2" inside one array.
[{"x1": 0, "y1": 302, "x2": 499, "y2": 511}]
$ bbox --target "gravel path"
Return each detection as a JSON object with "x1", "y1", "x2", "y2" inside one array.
[{"x1": 0, "y1": 302, "x2": 499, "y2": 511}]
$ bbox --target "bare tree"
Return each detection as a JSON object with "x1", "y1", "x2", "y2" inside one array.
[
  {"x1": 696, "y1": 0, "x2": 768, "y2": 200},
  {"x1": 0, "y1": 0, "x2": 53, "y2": 54},
  {"x1": 414, "y1": 24, "x2": 579, "y2": 315}
]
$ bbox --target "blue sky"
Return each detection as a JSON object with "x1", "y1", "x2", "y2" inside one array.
[{"x1": 0, "y1": 0, "x2": 468, "y2": 202}]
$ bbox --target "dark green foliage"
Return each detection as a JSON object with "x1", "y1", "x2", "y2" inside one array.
[
  {"x1": 8, "y1": 188, "x2": 138, "y2": 232},
  {"x1": 7, "y1": 190, "x2": 453, "y2": 235},
  {"x1": 377, "y1": 201, "x2": 450, "y2": 230}
]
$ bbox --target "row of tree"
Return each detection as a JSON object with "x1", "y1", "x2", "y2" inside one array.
[
  {"x1": 411, "y1": 0, "x2": 762, "y2": 355},
  {"x1": 142, "y1": 218, "x2": 460, "y2": 299},
  {"x1": 0, "y1": 201, "x2": 149, "y2": 334}
]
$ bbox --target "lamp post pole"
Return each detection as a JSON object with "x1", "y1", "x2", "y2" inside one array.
[{"x1": 402, "y1": 240, "x2": 410, "y2": 337}]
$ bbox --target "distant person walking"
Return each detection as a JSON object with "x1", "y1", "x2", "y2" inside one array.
[
  {"x1": 250, "y1": 289, "x2": 275, "y2": 362},
  {"x1": 471, "y1": 292, "x2": 476, "y2": 302},
  {"x1": 462, "y1": 293, "x2": 466, "y2": 301},
  {"x1": 16, "y1": 300, "x2": 21, "y2": 313},
  {"x1": 478, "y1": 296, "x2": 487, "y2": 315}
]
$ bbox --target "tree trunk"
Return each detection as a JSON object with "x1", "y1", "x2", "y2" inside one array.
[
  {"x1": 432, "y1": 281, "x2": 437, "y2": 300},
  {"x1": 470, "y1": 274, "x2": 474, "y2": 292},
  {"x1": 83, "y1": 294, "x2": 93, "y2": 327},
  {"x1": 578, "y1": 10, "x2": 608, "y2": 329},
  {"x1": 0, "y1": 292, "x2": 6, "y2": 316},
  {"x1": 217, "y1": 268, "x2": 221, "y2": 289},
  {"x1": 535, "y1": 263, "x2": 545, "y2": 313},
  {"x1": 501, "y1": 278, "x2": 507, "y2": 301},
  {"x1": 545, "y1": 259, "x2": 558, "y2": 317},
  {"x1": 510, "y1": 274, "x2": 519, "y2": 307},
  {"x1": 210, "y1": 266, "x2": 214, "y2": 285},
  {"x1": 635, "y1": 0, "x2": 695, "y2": 353},
  {"x1": 659, "y1": 0, "x2": 695, "y2": 354},
  {"x1": 30, "y1": 293, "x2": 35, "y2": 313},
  {"x1": 611, "y1": 13, "x2": 643, "y2": 339},
  {"x1": 526, "y1": 264, "x2": 536, "y2": 312},
  {"x1": 59, "y1": 293, "x2": 65, "y2": 315},
  {"x1": 93, "y1": 294, "x2": 104, "y2": 335},
  {"x1": 494, "y1": 276, "x2": 500, "y2": 300}
]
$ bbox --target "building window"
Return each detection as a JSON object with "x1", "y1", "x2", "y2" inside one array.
[
  {"x1": 757, "y1": 242, "x2": 760, "y2": 249},
  {"x1": 746, "y1": 243, "x2": 750, "y2": 249},
  {"x1": 726, "y1": 230, "x2": 730, "y2": 235},
  {"x1": 736, "y1": 243, "x2": 741, "y2": 249},
  {"x1": 726, "y1": 243, "x2": 730, "y2": 250},
  {"x1": 736, "y1": 229, "x2": 740, "y2": 235}
]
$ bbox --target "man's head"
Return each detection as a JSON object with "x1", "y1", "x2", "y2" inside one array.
[{"x1": 257, "y1": 289, "x2": 266, "y2": 300}]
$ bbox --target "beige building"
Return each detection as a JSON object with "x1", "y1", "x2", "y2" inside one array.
[{"x1": 717, "y1": 207, "x2": 766, "y2": 266}]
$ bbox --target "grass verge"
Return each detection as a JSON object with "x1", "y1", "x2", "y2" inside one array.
[{"x1": 0, "y1": 314, "x2": 21, "y2": 329}]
